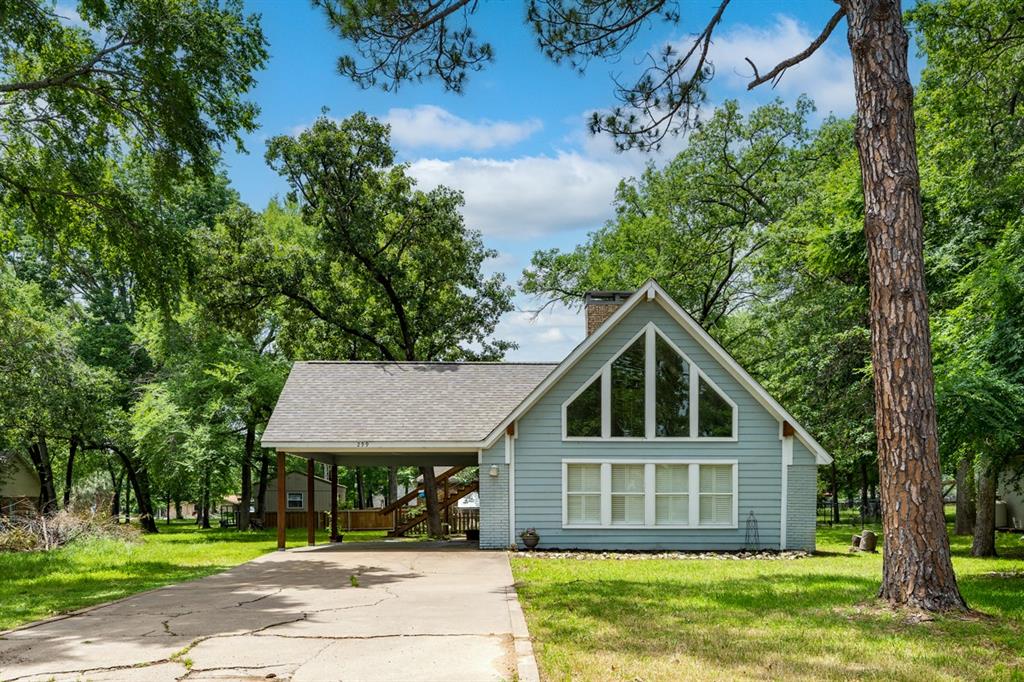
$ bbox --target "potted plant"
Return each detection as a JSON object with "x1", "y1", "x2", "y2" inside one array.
[{"x1": 520, "y1": 528, "x2": 540, "y2": 549}]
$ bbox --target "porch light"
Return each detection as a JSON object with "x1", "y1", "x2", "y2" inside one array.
[{"x1": 489, "y1": 465, "x2": 499, "y2": 478}]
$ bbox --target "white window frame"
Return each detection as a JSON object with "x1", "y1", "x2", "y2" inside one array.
[
  {"x1": 561, "y1": 459, "x2": 738, "y2": 530},
  {"x1": 561, "y1": 323, "x2": 739, "y2": 442},
  {"x1": 286, "y1": 491, "x2": 304, "y2": 510}
]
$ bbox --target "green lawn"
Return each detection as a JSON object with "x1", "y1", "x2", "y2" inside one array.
[
  {"x1": 0, "y1": 520, "x2": 390, "y2": 632},
  {"x1": 511, "y1": 527, "x2": 1024, "y2": 681}
]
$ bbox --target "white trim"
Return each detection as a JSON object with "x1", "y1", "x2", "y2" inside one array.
[
  {"x1": 780, "y1": 436, "x2": 793, "y2": 550},
  {"x1": 484, "y1": 280, "x2": 832, "y2": 464},
  {"x1": 561, "y1": 458, "x2": 739, "y2": 530},
  {"x1": 558, "y1": 322, "x2": 739, "y2": 443},
  {"x1": 645, "y1": 328, "x2": 656, "y2": 439},
  {"x1": 507, "y1": 427, "x2": 517, "y2": 546},
  {"x1": 265, "y1": 440, "x2": 483, "y2": 452}
]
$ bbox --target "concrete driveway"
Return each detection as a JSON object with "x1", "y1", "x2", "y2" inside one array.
[{"x1": 0, "y1": 542, "x2": 537, "y2": 682}]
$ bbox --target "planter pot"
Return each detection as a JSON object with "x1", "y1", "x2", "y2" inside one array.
[{"x1": 521, "y1": 534, "x2": 539, "y2": 549}]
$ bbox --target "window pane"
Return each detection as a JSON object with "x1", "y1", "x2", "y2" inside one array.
[
  {"x1": 698, "y1": 377, "x2": 733, "y2": 437},
  {"x1": 611, "y1": 336, "x2": 645, "y2": 437},
  {"x1": 655, "y1": 495, "x2": 689, "y2": 525},
  {"x1": 611, "y1": 494, "x2": 645, "y2": 524},
  {"x1": 655, "y1": 335, "x2": 690, "y2": 437},
  {"x1": 567, "y1": 377, "x2": 602, "y2": 437},
  {"x1": 699, "y1": 465, "x2": 733, "y2": 493},
  {"x1": 568, "y1": 494, "x2": 601, "y2": 524},
  {"x1": 655, "y1": 464, "x2": 688, "y2": 493},
  {"x1": 567, "y1": 463, "x2": 601, "y2": 493},
  {"x1": 699, "y1": 494, "x2": 733, "y2": 525},
  {"x1": 611, "y1": 464, "x2": 644, "y2": 493}
]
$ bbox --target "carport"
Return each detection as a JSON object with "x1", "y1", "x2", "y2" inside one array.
[{"x1": 261, "y1": 360, "x2": 556, "y2": 549}]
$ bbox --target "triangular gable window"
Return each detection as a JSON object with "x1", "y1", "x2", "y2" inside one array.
[{"x1": 563, "y1": 323, "x2": 736, "y2": 440}]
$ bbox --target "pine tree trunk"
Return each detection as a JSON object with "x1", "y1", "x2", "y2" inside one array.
[
  {"x1": 112, "y1": 448, "x2": 158, "y2": 533},
  {"x1": 388, "y1": 465, "x2": 398, "y2": 506},
  {"x1": 201, "y1": 467, "x2": 212, "y2": 529},
  {"x1": 420, "y1": 466, "x2": 443, "y2": 537},
  {"x1": 844, "y1": 0, "x2": 965, "y2": 611},
  {"x1": 972, "y1": 461, "x2": 997, "y2": 557},
  {"x1": 239, "y1": 421, "x2": 255, "y2": 531},
  {"x1": 955, "y1": 456, "x2": 976, "y2": 536}
]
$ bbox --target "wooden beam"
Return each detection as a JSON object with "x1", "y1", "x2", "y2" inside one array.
[
  {"x1": 330, "y1": 463, "x2": 339, "y2": 542},
  {"x1": 782, "y1": 421, "x2": 796, "y2": 438},
  {"x1": 306, "y1": 458, "x2": 316, "y2": 546},
  {"x1": 276, "y1": 450, "x2": 286, "y2": 550}
]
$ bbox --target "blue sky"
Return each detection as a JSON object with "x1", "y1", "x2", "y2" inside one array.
[{"x1": 224, "y1": 1, "x2": 922, "y2": 361}]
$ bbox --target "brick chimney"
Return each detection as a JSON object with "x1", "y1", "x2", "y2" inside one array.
[{"x1": 584, "y1": 291, "x2": 633, "y2": 336}]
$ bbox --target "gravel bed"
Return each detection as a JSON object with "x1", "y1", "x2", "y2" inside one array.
[{"x1": 513, "y1": 549, "x2": 810, "y2": 561}]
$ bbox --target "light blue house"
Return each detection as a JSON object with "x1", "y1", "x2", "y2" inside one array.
[{"x1": 262, "y1": 280, "x2": 832, "y2": 551}]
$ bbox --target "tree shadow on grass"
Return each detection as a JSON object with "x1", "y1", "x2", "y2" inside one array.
[{"x1": 519, "y1": 571, "x2": 1024, "y2": 680}]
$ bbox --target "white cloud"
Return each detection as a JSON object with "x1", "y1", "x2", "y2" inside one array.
[
  {"x1": 708, "y1": 15, "x2": 855, "y2": 116},
  {"x1": 408, "y1": 151, "x2": 633, "y2": 237},
  {"x1": 384, "y1": 105, "x2": 542, "y2": 152},
  {"x1": 496, "y1": 302, "x2": 584, "y2": 361}
]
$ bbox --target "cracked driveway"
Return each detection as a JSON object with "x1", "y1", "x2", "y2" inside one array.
[{"x1": 0, "y1": 542, "x2": 534, "y2": 682}]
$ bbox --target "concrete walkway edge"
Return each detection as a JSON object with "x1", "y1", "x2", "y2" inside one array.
[{"x1": 504, "y1": 563, "x2": 541, "y2": 682}]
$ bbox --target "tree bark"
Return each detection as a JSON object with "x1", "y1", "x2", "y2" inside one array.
[
  {"x1": 110, "y1": 468, "x2": 123, "y2": 520},
  {"x1": 420, "y1": 466, "x2": 443, "y2": 537},
  {"x1": 844, "y1": 0, "x2": 965, "y2": 610},
  {"x1": 955, "y1": 456, "x2": 976, "y2": 536},
  {"x1": 27, "y1": 437, "x2": 58, "y2": 513},
  {"x1": 124, "y1": 480, "x2": 131, "y2": 524},
  {"x1": 388, "y1": 465, "x2": 399, "y2": 506},
  {"x1": 256, "y1": 450, "x2": 270, "y2": 520},
  {"x1": 174, "y1": 498, "x2": 183, "y2": 520},
  {"x1": 201, "y1": 467, "x2": 212, "y2": 529},
  {"x1": 239, "y1": 421, "x2": 256, "y2": 531},
  {"x1": 111, "y1": 447, "x2": 158, "y2": 533},
  {"x1": 63, "y1": 436, "x2": 78, "y2": 509},
  {"x1": 355, "y1": 468, "x2": 365, "y2": 509},
  {"x1": 972, "y1": 460, "x2": 997, "y2": 557},
  {"x1": 830, "y1": 462, "x2": 841, "y2": 524}
]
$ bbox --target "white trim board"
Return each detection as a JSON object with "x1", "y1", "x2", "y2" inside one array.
[{"x1": 483, "y1": 280, "x2": 832, "y2": 465}]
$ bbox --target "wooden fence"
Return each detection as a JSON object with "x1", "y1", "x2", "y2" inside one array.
[{"x1": 400, "y1": 508, "x2": 479, "y2": 536}]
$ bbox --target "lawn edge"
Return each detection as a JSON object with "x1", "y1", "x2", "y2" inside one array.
[{"x1": 506, "y1": 552, "x2": 541, "y2": 682}]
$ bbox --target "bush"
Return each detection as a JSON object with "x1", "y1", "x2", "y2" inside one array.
[{"x1": 0, "y1": 510, "x2": 139, "y2": 552}]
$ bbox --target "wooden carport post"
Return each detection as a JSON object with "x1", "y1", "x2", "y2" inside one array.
[
  {"x1": 307, "y1": 459, "x2": 316, "y2": 546},
  {"x1": 330, "y1": 464, "x2": 339, "y2": 542},
  {"x1": 276, "y1": 450, "x2": 286, "y2": 551}
]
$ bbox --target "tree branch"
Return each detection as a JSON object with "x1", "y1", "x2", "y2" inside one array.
[{"x1": 746, "y1": 8, "x2": 845, "y2": 90}]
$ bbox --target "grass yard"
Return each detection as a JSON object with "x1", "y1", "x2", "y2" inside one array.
[
  {"x1": 512, "y1": 527, "x2": 1024, "y2": 681},
  {"x1": 0, "y1": 520, "x2": 390, "y2": 632}
]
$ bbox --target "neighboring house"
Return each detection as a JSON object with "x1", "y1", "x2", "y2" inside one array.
[
  {"x1": 999, "y1": 469, "x2": 1023, "y2": 530},
  {"x1": 0, "y1": 452, "x2": 41, "y2": 518},
  {"x1": 262, "y1": 280, "x2": 833, "y2": 551},
  {"x1": 264, "y1": 471, "x2": 346, "y2": 529}
]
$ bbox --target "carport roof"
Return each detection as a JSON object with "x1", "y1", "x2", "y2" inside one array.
[{"x1": 262, "y1": 361, "x2": 557, "y2": 450}]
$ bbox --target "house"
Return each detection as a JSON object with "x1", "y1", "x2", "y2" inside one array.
[
  {"x1": 262, "y1": 280, "x2": 832, "y2": 551},
  {"x1": 264, "y1": 471, "x2": 346, "y2": 529},
  {"x1": 0, "y1": 452, "x2": 41, "y2": 518}
]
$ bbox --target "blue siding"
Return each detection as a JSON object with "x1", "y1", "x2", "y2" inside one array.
[
  {"x1": 787, "y1": 440, "x2": 818, "y2": 551},
  {"x1": 512, "y1": 300, "x2": 789, "y2": 551},
  {"x1": 478, "y1": 440, "x2": 509, "y2": 549}
]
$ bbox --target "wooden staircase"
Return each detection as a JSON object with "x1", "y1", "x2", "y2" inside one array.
[{"x1": 387, "y1": 469, "x2": 479, "y2": 537}]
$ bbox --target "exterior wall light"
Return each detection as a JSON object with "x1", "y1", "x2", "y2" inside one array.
[{"x1": 489, "y1": 465, "x2": 499, "y2": 478}]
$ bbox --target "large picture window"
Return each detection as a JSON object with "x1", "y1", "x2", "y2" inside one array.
[
  {"x1": 563, "y1": 460, "x2": 736, "y2": 528},
  {"x1": 563, "y1": 323, "x2": 736, "y2": 440}
]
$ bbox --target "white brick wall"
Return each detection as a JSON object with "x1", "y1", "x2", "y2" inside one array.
[
  {"x1": 479, "y1": 442, "x2": 509, "y2": 549},
  {"x1": 786, "y1": 464, "x2": 817, "y2": 551}
]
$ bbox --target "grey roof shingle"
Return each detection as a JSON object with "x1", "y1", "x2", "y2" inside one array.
[{"x1": 262, "y1": 361, "x2": 557, "y2": 446}]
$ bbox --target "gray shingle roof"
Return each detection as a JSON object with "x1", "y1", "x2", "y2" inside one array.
[{"x1": 262, "y1": 361, "x2": 557, "y2": 446}]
